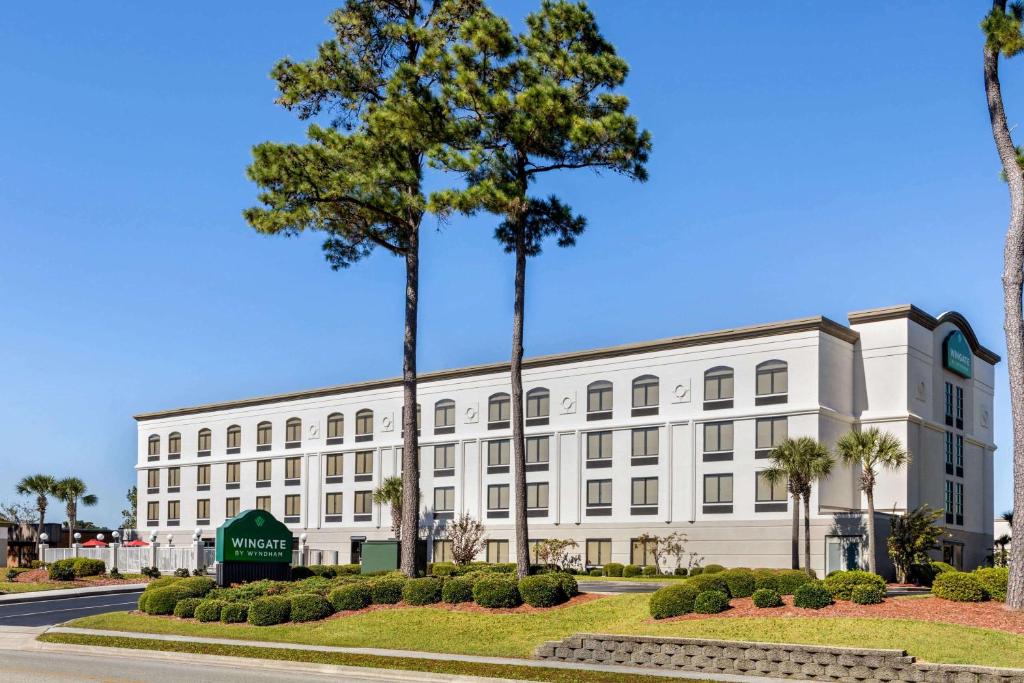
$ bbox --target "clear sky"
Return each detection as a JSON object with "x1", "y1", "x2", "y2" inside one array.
[{"x1": 0, "y1": 2, "x2": 1018, "y2": 526}]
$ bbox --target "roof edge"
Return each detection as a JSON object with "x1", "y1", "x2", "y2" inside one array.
[{"x1": 847, "y1": 304, "x2": 1001, "y2": 365}]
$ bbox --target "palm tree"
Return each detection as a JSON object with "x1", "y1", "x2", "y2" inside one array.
[
  {"x1": 15, "y1": 474, "x2": 57, "y2": 545},
  {"x1": 996, "y1": 533, "x2": 1013, "y2": 567},
  {"x1": 836, "y1": 428, "x2": 909, "y2": 575},
  {"x1": 54, "y1": 477, "x2": 98, "y2": 536},
  {"x1": 763, "y1": 437, "x2": 835, "y2": 573},
  {"x1": 373, "y1": 476, "x2": 404, "y2": 541},
  {"x1": 1004, "y1": 510, "x2": 1014, "y2": 527}
]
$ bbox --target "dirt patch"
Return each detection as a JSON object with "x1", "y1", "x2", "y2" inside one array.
[
  {"x1": 14, "y1": 568, "x2": 146, "y2": 587},
  {"x1": 326, "y1": 591, "x2": 605, "y2": 620},
  {"x1": 659, "y1": 595, "x2": 1024, "y2": 635}
]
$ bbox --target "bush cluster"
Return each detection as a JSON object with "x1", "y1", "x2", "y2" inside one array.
[
  {"x1": 173, "y1": 597, "x2": 202, "y2": 618},
  {"x1": 972, "y1": 567, "x2": 1008, "y2": 602},
  {"x1": 688, "y1": 567, "x2": 704, "y2": 576},
  {"x1": 602, "y1": 563, "x2": 624, "y2": 577},
  {"x1": 247, "y1": 596, "x2": 292, "y2": 626},
  {"x1": 173, "y1": 568, "x2": 191, "y2": 578},
  {"x1": 720, "y1": 569, "x2": 756, "y2": 598},
  {"x1": 822, "y1": 570, "x2": 886, "y2": 601},
  {"x1": 775, "y1": 569, "x2": 814, "y2": 595},
  {"x1": 518, "y1": 575, "x2": 567, "y2": 608},
  {"x1": 47, "y1": 560, "x2": 76, "y2": 582},
  {"x1": 194, "y1": 599, "x2": 225, "y2": 622},
  {"x1": 793, "y1": 581, "x2": 833, "y2": 609},
  {"x1": 144, "y1": 586, "x2": 188, "y2": 615},
  {"x1": 932, "y1": 571, "x2": 988, "y2": 602},
  {"x1": 751, "y1": 588, "x2": 784, "y2": 608},
  {"x1": 329, "y1": 583, "x2": 371, "y2": 611},
  {"x1": 687, "y1": 573, "x2": 730, "y2": 597},
  {"x1": 403, "y1": 577, "x2": 443, "y2": 606},
  {"x1": 851, "y1": 585, "x2": 885, "y2": 605},
  {"x1": 702, "y1": 564, "x2": 725, "y2": 574},
  {"x1": 642, "y1": 566, "x2": 659, "y2": 577},
  {"x1": 48, "y1": 557, "x2": 106, "y2": 581},
  {"x1": 910, "y1": 561, "x2": 955, "y2": 587},
  {"x1": 441, "y1": 577, "x2": 474, "y2": 604},
  {"x1": 473, "y1": 576, "x2": 522, "y2": 608},
  {"x1": 221, "y1": 602, "x2": 249, "y2": 623},
  {"x1": 290, "y1": 594, "x2": 334, "y2": 622},
  {"x1": 588, "y1": 568, "x2": 602, "y2": 577},
  {"x1": 622, "y1": 564, "x2": 642, "y2": 578},
  {"x1": 674, "y1": 567, "x2": 688, "y2": 577},
  {"x1": 370, "y1": 576, "x2": 407, "y2": 604},
  {"x1": 649, "y1": 584, "x2": 699, "y2": 619},
  {"x1": 693, "y1": 590, "x2": 730, "y2": 614}
]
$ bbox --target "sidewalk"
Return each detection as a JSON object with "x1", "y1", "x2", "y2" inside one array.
[
  {"x1": 44, "y1": 626, "x2": 791, "y2": 683},
  {"x1": 0, "y1": 584, "x2": 146, "y2": 605}
]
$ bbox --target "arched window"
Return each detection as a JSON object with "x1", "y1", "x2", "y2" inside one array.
[
  {"x1": 525, "y1": 388, "x2": 550, "y2": 425},
  {"x1": 355, "y1": 409, "x2": 374, "y2": 442},
  {"x1": 703, "y1": 366, "x2": 734, "y2": 410},
  {"x1": 488, "y1": 393, "x2": 511, "y2": 428},
  {"x1": 755, "y1": 360, "x2": 788, "y2": 405},
  {"x1": 285, "y1": 417, "x2": 302, "y2": 447},
  {"x1": 147, "y1": 434, "x2": 160, "y2": 460},
  {"x1": 197, "y1": 428, "x2": 212, "y2": 455},
  {"x1": 587, "y1": 381, "x2": 613, "y2": 420},
  {"x1": 326, "y1": 413, "x2": 344, "y2": 444},
  {"x1": 256, "y1": 421, "x2": 272, "y2": 450},
  {"x1": 632, "y1": 375, "x2": 659, "y2": 415},
  {"x1": 167, "y1": 432, "x2": 181, "y2": 459},
  {"x1": 434, "y1": 399, "x2": 455, "y2": 434},
  {"x1": 226, "y1": 425, "x2": 241, "y2": 452}
]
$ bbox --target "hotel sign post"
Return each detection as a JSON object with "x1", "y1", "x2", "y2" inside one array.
[{"x1": 215, "y1": 509, "x2": 293, "y2": 587}]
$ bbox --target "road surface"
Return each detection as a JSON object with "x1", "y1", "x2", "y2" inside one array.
[{"x1": 0, "y1": 591, "x2": 142, "y2": 627}]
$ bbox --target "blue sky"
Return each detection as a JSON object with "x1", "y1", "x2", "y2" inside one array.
[{"x1": 0, "y1": 2, "x2": 1017, "y2": 526}]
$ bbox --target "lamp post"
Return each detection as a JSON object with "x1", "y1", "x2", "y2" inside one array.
[{"x1": 111, "y1": 531, "x2": 121, "y2": 574}]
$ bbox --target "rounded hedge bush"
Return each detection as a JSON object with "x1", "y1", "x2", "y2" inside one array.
[
  {"x1": 48, "y1": 560, "x2": 75, "y2": 582},
  {"x1": 329, "y1": 583, "x2": 371, "y2": 611},
  {"x1": 752, "y1": 588, "x2": 784, "y2": 608},
  {"x1": 248, "y1": 596, "x2": 292, "y2": 626},
  {"x1": 137, "y1": 592, "x2": 150, "y2": 612},
  {"x1": 370, "y1": 576, "x2": 406, "y2": 605},
  {"x1": 403, "y1": 577, "x2": 443, "y2": 606},
  {"x1": 554, "y1": 573, "x2": 579, "y2": 598},
  {"x1": 430, "y1": 562, "x2": 457, "y2": 577},
  {"x1": 694, "y1": 590, "x2": 730, "y2": 614},
  {"x1": 175, "y1": 576, "x2": 215, "y2": 599},
  {"x1": 851, "y1": 585, "x2": 885, "y2": 605},
  {"x1": 290, "y1": 566, "x2": 314, "y2": 581},
  {"x1": 473, "y1": 576, "x2": 522, "y2": 608},
  {"x1": 603, "y1": 563, "x2": 624, "y2": 577},
  {"x1": 822, "y1": 570, "x2": 886, "y2": 601},
  {"x1": 687, "y1": 573, "x2": 730, "y2": 597},
  {"x1": 973, "y1": 567, "x2": 1009, "y2": 602},
  {"x1": 622, "y1": 564, "x2": 641, "y2": 578},
  {"x1": 588, "y1": 568, "x2": 602, "y2": 577},
  {"x1": 689, "y1": 567, "x2": 704, "y2": 576},
  {"x1": 172, "y1": 597, "x2": 202, "y2": 619},
  {"x1": 776, "y1": 569, "x2": 814, "y2": 595},
  {"x1": 933, "y1": 571, "x2": 988, "y2": 602},
  {"x1": 71, "y1": 557, "x2": 106, "y2": 577},
  {"x1": 441, "y1": 577, "x2": 474, "y2": 604},
  {"x1": 793, "y1": 582, "x2": 833, "y2": 609},
  {"x1": 911, "y1": 561, "x2": 956, "y2": 587},
  {"x1": 674, "y1": 567, "x2": 688, "y2": 577},
  {"x1": 221, "y1": 602, "x2": 249, "y2": 623},
  {"x1": 290, "y1": 593, "x2": 334, "y2": 622},
  {"x1": 144, "y1": 586, "x2": 186, "y2": 615},
  {"x1": 307, "y1": 564, "x2": 336, "y2": 579},
  {"x1": 753, "y1": 570, "x2": 780, "y2": 593},
  {"x1": 518, "y1": 575, "x2": 566, "y2": 608},
  {"x1": 194, "y1": 599, "x2": 225, "y2": 622},
  {"x1": 649, "y1": 584, "x2": 699, "y2": 619},
  {"x1": 703, "y1": 564, "x2": 725, "y2": 574},
  {"x1": 642, "y1": 565, "x2": 659, "y2": 577},
  {"x1": 720, "y1": 569, "x2": 756, "y2": 598},
  {"x1": 145, "y1": 576, "x2": 180, "y2": 591}
]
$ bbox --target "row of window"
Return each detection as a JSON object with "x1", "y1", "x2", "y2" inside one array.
[
  {"x1": 147, "y1": 491, "x2": 374, "y2": 526},
  {"x1": 944, "y1": 480, "x2": 965, "y2": 526},
  {"x1": 944, "y1": 432, "x2": 965, "y2": 478},
  {"x1": 432, "y1": 536, "x2": 718, "y2": 568},
  {"x1": 145, "y1": 362, "x2": 791, "y2": 459}
]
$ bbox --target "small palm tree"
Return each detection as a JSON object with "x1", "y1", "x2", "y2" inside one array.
[
  {"x1": 15, "y1": 474, "x2": 57, "y2": 544},
  {"x1": 836, "y1": 428, "x2": 909, "y2": 575},
  {"x1": 1003, "y1": 510, "x2": 1014, "y2": 527},
  {"x1": 763, "y1": 437, "x2": 835, "y2": 573},
  {"x1": 373, "y1": 476, "x2": 404, "y2": 541},
  {"x1": 54, "y1": 477, "x2": 98, "y2": 536}
]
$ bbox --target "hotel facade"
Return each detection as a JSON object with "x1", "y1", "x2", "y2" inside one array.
[{"x1": 134, "y1": 305, "x2": 998, "y2": 576}]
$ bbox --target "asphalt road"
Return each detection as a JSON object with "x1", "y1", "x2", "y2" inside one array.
[{"x1": 0, "y1": 591, "x2": 142, "y2": 627}]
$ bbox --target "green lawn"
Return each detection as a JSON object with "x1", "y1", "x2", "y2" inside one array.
[
  {"x1": 0, "y1": 582, "x2": 70, "y2": 594},
  {"x1": 66, "y1": 594, "x2": 1024, "y2": 668}
]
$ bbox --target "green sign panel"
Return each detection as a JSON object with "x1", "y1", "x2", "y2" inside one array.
[
  {"x1": 943, "y1": 330, "x2": 973, "y2": 379},
  {"x1": 215, "y1": 509, "x2": 292, "y2": 563}
]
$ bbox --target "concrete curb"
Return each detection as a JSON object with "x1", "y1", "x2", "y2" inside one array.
[{"x1": 0, "y1": 584, "x2": 146, "y2": 605}]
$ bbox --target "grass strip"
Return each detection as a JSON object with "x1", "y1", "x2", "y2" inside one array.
[{"x1": 38, "y1": 632, "x2": 711, "y2": 683}]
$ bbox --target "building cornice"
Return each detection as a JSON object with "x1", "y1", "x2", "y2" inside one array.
[
  {"x1": 847, "y1": 304, "x2": 1000, "y2": 365},
  {"x1": 135, "y1": 315, "x2": 858, "y2": 421}
]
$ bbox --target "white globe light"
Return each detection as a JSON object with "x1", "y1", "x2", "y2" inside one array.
[
  {"x1": 112, "y1": 531, "x2": 120, "y2": 540},
  {"x1": 73, "y1": 532, "x2": 81, "y2": 541},
  {"x1": 97, "y1": 533, "x2": 105, "y2": 542},
  {"x1": 300, "y1": 533, "x2": 308, "y2": 543},
  {"x1": 39, "y1": 533, "x2": 48, "y2": 542},
  {"x1": 167, "y1": 535, "x2": 173, "y2": 545},
  {"x1": 149, "y1": 531, "x2": 158, "y2": 542}
]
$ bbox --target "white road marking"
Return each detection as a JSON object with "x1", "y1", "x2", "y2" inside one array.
[{"x1": 0, "y1": 601, "x2": 138, "y2": 620}]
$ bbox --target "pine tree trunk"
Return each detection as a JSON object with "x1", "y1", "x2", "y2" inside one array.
[
  {"x1": 803, "y1": 491, "x2": 812, "y2": 575},
  {"x1": 985, "y1": 0, "x2": 1024, "y2": 610},
  {"x1": 511, "y1": 234, "x2": 530, "y2": 580},
  {"x1": 866, "y1": 489, "x2": 877, "y2": 575},
  {"x1": 791, "y1": 491, "x2": 800, "y2": 569},
  {"x1": 400, "y1": 234, "x2": 421, "y2": 577}
]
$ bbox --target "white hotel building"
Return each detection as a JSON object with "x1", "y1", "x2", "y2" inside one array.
[{"x1": 134, "y1": 305, "x2": 998, "y2": 576}]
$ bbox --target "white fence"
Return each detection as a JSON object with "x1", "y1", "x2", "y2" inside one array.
[{"x1": 42, "y1": 543, "x2": 323, "y2": 574}]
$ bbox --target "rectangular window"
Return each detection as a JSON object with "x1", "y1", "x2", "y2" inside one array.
[
  {"x1": 196, "y1": 499, "x2": 209, "y2": 521},
  {"x1": 489, "y1": 395, "x2": 511, "y2": 423},
  {"x1": 632, "y1": 428, "x2": 659, "y2": 457},
  {"x1": 587, "y1": 384, "x2": 613, "y2": 413},
  {"x1": 285, "y1": 456, "x2": 301, "y2": 480},
  {"x1": 434, "y1": 402, "x2": 455, "y2": 428},
  {"x1": 526, "y1": 483, "x2": 549, "y2": 510},
  {"x1": 168, "y1": 433, "x2": 181, "y2": 456},
  {"x1": 487, "y1": 484, "x2": 510, "y2": 510},
  {"x1": 284, "y1": 494, "x2": 300, "y2": 517},
  {"x1": 703, "y1": 422, "x2": 733, "y2": 453},
  {"x1": 226, "y1": 462, "x2": 240, "y2": 484},
  {"x1": 487, "y1": 440, "x2": 510, "y2": 466},
  {"x1": 256, "y1": 459, "x2": 272, "y2": 482},
  {"x1": 356, "y1": 412, "x2": 373, "y2": 436},
  {"x1": 528, "y1": 539, "x2": 545, "y2": 565},
  {"x1": 586, "y1": 431, "x2": 612, "y2": 460},
  {"x1": 945, "y1": 432, "x2": 954, "y2": 474},
  {"x1": 147, "y1": 469, "x2": 159, "y2": 490},
  {"x1": 631, "y1": 477, "x2": 658, "y2": 507},
  {"x1": 955, "y1": 482, "x2": 964, "y2": 523},
  {"x1": 526, "y1": 436, "x2": 550, "y2": 463},
  {"x1": 257, "y1": 423, "x2": 272, "y2": 446},
  {"x1": 586, "y1": 539, "x2": 612, "y2": 566},
  {"x1": 198, "y1": 430, "x2": 211, "y2": 452},
  {"x1": 227, "y1": 427, "x2": 241, "y2": 449},
  {"x1": 630, "y1": 538, "x2": 657, "y2": 566},
  {"x1": 587, "y1": 479, "x2": 612, "y2": 507},
  {"x1": 147, "y1": 501, "x2": 159, "y2": 523},
  {"x1": 756, "y1": 363, "x2": 788, "y2": 396},
  {"x1": 486, "y1": 539, "x2": 509, "y2": 564},
  {"x1": 434, "y1": 444, "x2": 456, "y2": 471},
  {"x1": 326, "y1": 453, "x2": 343, "y2": 477},
  {"x1": 433, "y1": 539, "x2": 453, "y2": 563},
  {"x1": 327, "y1": 414, "x2": 344, "y2": 439},
  {"x1": 433, "y1": 487, "x2": 455, "y2": 513},
  {"x1": 355, "y1": 451, "x2": 374, "y2": 475},
  {"x1": 325, "y1": 492, "x2": 343, "y2": 516},
  {"x1": 704, "y1": 473, "x2": 734, "y2": 504},
  {"x1": 944, "y1": 480, "x2": 954, "y2": 522},
  {"x1": 756, "y1": 417, "x2": 787, "y2": 454},
  {"x1": 354, "y1": 490, "x2": 373, "y2": 515},
  {"x1": 633, "y1": 378, "x2": 659, "y2": 408},
  {"x1": 704, "y1": 369, "x2": 734, "y2": 401},
  {"x1": 225, "y1": 497, "x2": 240, "y2": 518},
  {"x1": 944, "y1": 382, "x2": 954, "y2": 421},
  {"x1": 955, "y1": 386, "x2": 964, "y2": 422},
  {"x1": 255, "y1": 496, "x2": 271, "y2": 512},
  {"x1": 196, "y1": 464, "x2": 210, "y2": 487},
  {"x1": 167, "y1": 500, "x2": 180, "y2": 522},
  {"x1": 286, "y1": 420, "x2": 301, "y2": 444},
  {"x1": 756, "y1": 472, "x2": 787, "y2": 502},
  {"x1": 148, "y1": 437, "x2": 160, "y2": 457},
  {"x1": 955, "y1": 435, "x2": 964, "y2": 470},
  {"x1": 526, "y1": 391, "x2": 549, "y2": 418},
  {"x1": 167, "y1": 467, "x2": 180, "y2": 488}
]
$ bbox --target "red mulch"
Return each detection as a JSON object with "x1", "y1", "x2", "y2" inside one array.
[
  {"x1": 13, "y1": 568, "x2": 146, "y2": 587},
  {"x1": 660, "y1": 595, "x2": 1024, "y2": 635},
  {"x1": 326, "y1": 592, "x2": 604, "y2": 620}
]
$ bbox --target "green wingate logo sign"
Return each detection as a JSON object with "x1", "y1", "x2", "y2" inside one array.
[
  {"x1": 943, "y1": 330, "x2": 973, "y2": 379},
  {"x1": 215, "y1": 509, "x2": 292, "y2": 563}
]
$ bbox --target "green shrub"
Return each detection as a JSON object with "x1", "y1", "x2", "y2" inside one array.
[
  {"x1": 173, "y1": 568, "x2": 191, "y2": 578},
  {"x1": 48, "y1": 560, "x2": 75, "y2": 582},
  {"x1": 720, "y1": 569, "x2": 756, "y2": 598},
  {"x1": 403, "y1": 577, "x2": 443, "y2": 605},
  {"x1": 329, "y1": 583, "x2": 371, "y2": 611},
  {"x1": 973, "y1": 567, "x2": 1009, "y2": 602},
  {"x1": 307, "y1": 564, "x2": 336, "y2": 579},
  {"x1": 622, "y1": 564, "x2": 641, "y2": 578},
  {"x1": 291, "y1": 566, "x2": 314, "y2": 581},
  {"x1": 589, "y1": 568, "x2": 602, "y2": 577},
  {"x1": 172, "y1": 597, "x2": 202, "y2": 619},
  {"x1": 753, "y1": 570, "x2": 781, "y2": 593},
  {"x1": 752, "y1": 588, "x2": 784, "y2": 608},
  {"x1": 221, "y1": 602, "x2": 249, "y2": 623},
  {"x1": 71, "y1": 558, "x2": 106, "y2": 577},
  {"x1": 687, "y1": 573, "x2": 730, "y2": 597},
  {"x1": 144, "y1": 576, "x2": 180, "y2": 591},
  {"x1": 554, "y1": 573, "x2": 578, "y2": 598},
  {"x1": 289, "y1": 593, "x2": 334, "y2": 622},
  {"x1": 370, "y1": 576, "x2": 406, "y2": 604},
  {"x1": 431, "y1": 562, "x2": 457, "y2": 577},
  {"x1": 143, "y1": 586, "x2": 185, "y2": 615},
  {"x1": 473, "y1": 576, "x2": 521, "y2": 608},
  {"x1": 137, "y1": 592, "x2": 149, "y2": 612},
  {"x1": 776, "y1": 569, "x2": 813, "y2": 595},
  {"x1": 336, "y1": 564, "x2": 361, "y2": 575},
  {"x1": 822, "y1": 570, "x2": 886, "y2": 601},
  {"x1": 793, "y1": 582, "x2": 833, "y2": 609},
  {"x1": 603, "y1": 563, "x2": 624, "y2": 577},
  {"x1": 642, "y1": 565, "x2": 659, "y2": 577},
  {"x1": 649, "y1": 584, "x2": 699, "y2": 619},
  {"x1": 933, "y1": 571, "x2": 988, "y2": 602},
  {"x1": 194, "y1": 599, "x2": 225, "y2": 622},
  {"x1": 518, "y1": 575, "x2": 566, "y2": 608},
  {"x1": 485, "y1": 563, "x2": 516, "y2": 573},
  {"x1": 694, "y1": 590, "x2": 729, "y2": 614},
  {"x1": 851, "y1": 585, "x2": 885, "y2": 605},
  {"x1": 702, "y1": 564, "x2": 725, "y2": 574},
  {"x1": 689, "y1": 566, "x2": 704, "y2": 576},
  {"x1": 441, "y1": 577, "x2": 474, "y2": 603},
  {"x1": 674, "y1": 567, "x2": 688, "y2": 577},
  {"x1": 175, "y1": 576, "x2": 215, "y2": 599},
  {"x1": 910, "y1": 561, "x2": 955, "y2": 587},
  {"x1": 248, "y1": 596, "x2": 292, "y2": 625}
]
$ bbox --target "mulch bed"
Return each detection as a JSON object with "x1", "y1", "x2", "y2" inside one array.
[
  {"x1": 660, "y1": 595, "x2": 1024, "y2": 635},
  {"x1": 12, "y1": 568, "x2": 145, "y2": 588}
]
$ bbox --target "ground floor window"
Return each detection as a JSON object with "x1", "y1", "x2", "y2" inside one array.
[
  {"x1": 586, "y1": 539, "x2": 612, "y2": 566},
  {"x1": 433, "y1": 539, "x2": 452, "y2": 563},
  {"x1": 528, "y1": 538, "x2": 545, "y2": 564},
  {"x1": 256, "y1": 496, "x2": 271, "y2": 512},
  {"x1": 630, "y1": 537, "x2": 657, "y2": 566},
  {"x1": 486, "y1": 539, "x2": 509, "y2": 564},
  {"x1": 943, "y1": 541, "x2": 964, "y2": 570}
]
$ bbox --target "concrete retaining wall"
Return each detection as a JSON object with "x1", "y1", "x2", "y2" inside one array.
[{"x1": 535, "y1": 633, "x2": 1024, "y2": 683}]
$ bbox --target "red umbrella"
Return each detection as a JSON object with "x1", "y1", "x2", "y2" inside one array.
[
  {"x1": 123, "y1": 540, "x2": 149, "y2": 547},
  {"x1": 81, "y1": 538, "x2": 108, "y2": 547}
]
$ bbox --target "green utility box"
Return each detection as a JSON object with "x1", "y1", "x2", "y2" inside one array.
[{"x1": 360, "y1": 539, "x2": 427, "y2": 575}]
